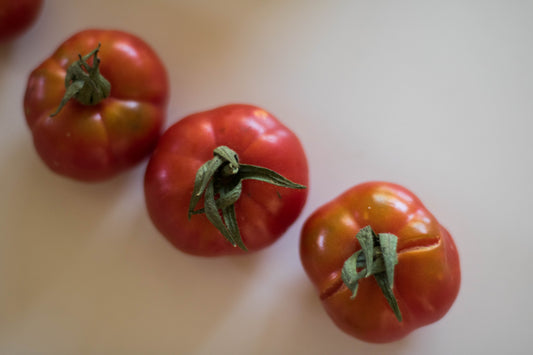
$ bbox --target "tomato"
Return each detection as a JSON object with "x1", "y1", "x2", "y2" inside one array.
[
  {"x1": 0, "y1": 0, "x2": 43, "y2": 42},
  {"x1": 144, "y1": 104, "x2": 309, "y2": 256},
  {"x1": 24, "y1": 29, "x2": 168, "y2": 181},
  {"x1": 300, "y1": 182, "x2": 460, "y2": 343}
]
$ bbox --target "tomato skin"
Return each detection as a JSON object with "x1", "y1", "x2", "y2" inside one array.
[
  {"x1": 144, "y1": 104, "x2": 309, "y2": 256},
  {"x1": 23, "y1": 29, "x2": 169, "y2": 181},
  {"x1": 300, "y1": 182, "x2": 460, "y2": 343},
  {"x1": 0, "y1": 0, "x2": 43, "y2": 42}
]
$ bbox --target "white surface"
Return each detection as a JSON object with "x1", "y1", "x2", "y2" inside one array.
[{"x1": 1, "y1": 0, "x2": 532, "y2": 354}]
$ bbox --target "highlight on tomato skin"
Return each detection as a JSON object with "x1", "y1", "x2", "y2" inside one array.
[
  {"x1": 23, "y1": 29, "x2": 169, "y2": 182},
  {"x1": 299, "y1": 181, "x2": 460, "y2": 343},
  {"x1": 144, "y1": 104, "x2": 309, "y2": 257}
]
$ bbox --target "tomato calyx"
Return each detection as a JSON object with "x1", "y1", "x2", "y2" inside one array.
[
  {"x1": 50, "y1": 43, "x2": 111, "y2": 117},
  {"x1": 341, "y1": 226, "x2": 403, "y2": 321},
  {"x1": 188, "y1": 145, "x2": 306, "y2": 251}
]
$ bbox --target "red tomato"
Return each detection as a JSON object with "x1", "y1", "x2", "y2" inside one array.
[
  {"x1": 0, "y1": 0, "x2": 43, "y2": 42},
  {"x1": 300, "y1": 182, "x2": 460, "y2": 343},
  {"x1": 144, "y1": 104, "x2": 309, "y2": 256},
  {"x1": 24, "y1": 29, "x2": 169, "y2": 181}
]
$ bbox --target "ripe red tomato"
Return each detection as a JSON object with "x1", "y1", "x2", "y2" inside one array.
[
  {"x1": 24, "y1": 29, "x2": 169, "y2": 181},
  {"x1": 300, "y1": 182, "x2": 460, "y2": 343},
  {"x1": 0, "y1": 0, "x2": 43, "y2": 42},
  {"x1": 144, "y1": 104, "x2": 309, "y2": 256}
]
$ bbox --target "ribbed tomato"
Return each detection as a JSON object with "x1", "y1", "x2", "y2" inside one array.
[
  {"x1": 144, "y1": 104, "x2": 308, "y2": 256},
  {"x1": 300, "y1": 182, "x2": 460, "y2": 343},
  {"x1": 24, "y1": 29, "x2": 168, "y2": 181}
]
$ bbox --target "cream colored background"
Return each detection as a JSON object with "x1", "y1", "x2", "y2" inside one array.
[{"x1": 1, "y1": 1, "x2": 531, "y2": 354}]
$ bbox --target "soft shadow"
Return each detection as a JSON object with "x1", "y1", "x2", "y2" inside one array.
[
  {"x1": 0, "y1": 139, "x2": 140, "y2": 329},
  {"x1": 0, "y1": 42, "x2": 14, "y2": 81},
  {"x1": 0, "y1": 43, "x2": 13, "y2": 61},
  {"x1": 250, "y1": 274, "x2": 415, "y2": 354},
  {"x1": 82, "y1": 204, "x2": 269, "y2": 353}
]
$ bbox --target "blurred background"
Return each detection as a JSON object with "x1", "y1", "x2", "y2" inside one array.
[{"x1": 1, "y1": 1, "x2": 532, "y2": 354}]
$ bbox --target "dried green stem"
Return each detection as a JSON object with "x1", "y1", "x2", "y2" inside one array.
[
  {"x1": 50, "y1": 43, "x2": 111, "y2": 117},
  {"x1": 188, "y1": 145, "x2": 306, "y2": 251},
  {"x1": 341, "y1": 226, "x2": 402, "y2": 321}
]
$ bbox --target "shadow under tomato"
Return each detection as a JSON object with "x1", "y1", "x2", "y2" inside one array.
[
  {"x1": 1, "y1": 146, "x2": 265, "y2": 353},
  {"x1": 70, "y1": 206, "x2": 267, "y2": 353},
  {"x1": 0, "y1": 42, "x2": 15, "y2": 84},
  {"x1": 249, "y1": 274, "x2": 416, "y2": 354},
  {"x1": 0, "y1": 139, "x2": 138, "y2": 329},
  {"x1": 0, "y1": 43, "x2": 13, "y2": 60},
  {"x1": 143, "y1": 231, "x2": 266, "y2": 352}
]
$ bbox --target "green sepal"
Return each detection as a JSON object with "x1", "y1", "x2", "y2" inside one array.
[
  {"x1": 341, "y1": 226, "x2": 402, "y2": 322},
  {"x1": 190, "y1": 181, "x2": 243, "y2": 217},
  {"x1": 239, "y1": 164, "x2": 306, "y2": 189},
  {"x1": 341, "y1": 250, "x2": 364, "y2": 299},
  {"x1": 374, "y1": 272, "x2": 403, "y2": 321},
  {"x1": 342, "y1": 249, "x2": 387, "y2": 299},
  {"x1": 214, "y1": 146, "x2": 239, "y2": 174},
  {"x1": 222, "y1": 203, "x2": 247, "y2": 251},
  {"x1": 188, "y1": 146, "x2": 306, "y2": 251},
  {"x1": 189, "y1": 146, "x2": 241, "y2": 218},
  {"x1": 203, "y1": 180, "x2": 246, "y2": 249},
  {"x1": 188, "y1": 156, "x2": 224, "y2": 219},
  {"x1": 379, "y1": 233, "x2": 398, "y2": 288},
  {"x1": 217, "y1": 181, "x2": 243, "y2": 211},
  {"x1": 51, "y1": 80, "x2": 84, "y2": 116},
  {"x1": 203, "y1": 180, "x2": 234, "y2": 245},
  {"x1": 355, "y1": 226, "x2": 377, "y2": 277},
  {"x1": 50, "y1": 43, "x2": 111, "y2": 117}
]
